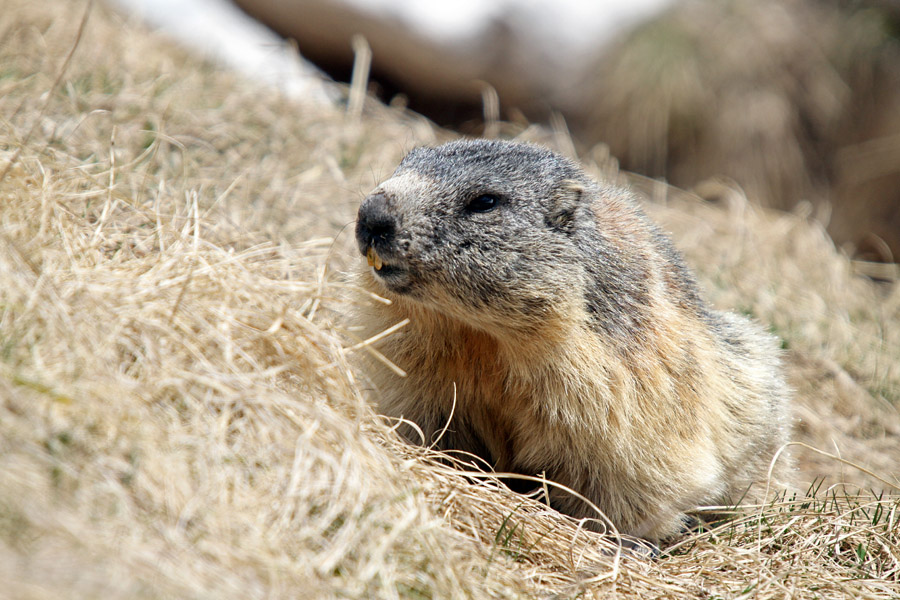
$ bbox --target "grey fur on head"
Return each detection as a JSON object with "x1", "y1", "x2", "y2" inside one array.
[{"x1": 355, "y1": 138, "x2": 793, "y2": 542}]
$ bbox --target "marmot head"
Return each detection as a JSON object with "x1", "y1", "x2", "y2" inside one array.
[{"x1": 355, "y1": 139, "x2": 598, "y2": 332}]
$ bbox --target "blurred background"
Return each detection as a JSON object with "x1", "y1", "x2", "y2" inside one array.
[{"x1": 112, "y1": 0, "x2": 900, "y2": 267}]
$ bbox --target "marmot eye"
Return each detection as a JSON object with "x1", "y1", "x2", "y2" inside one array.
[{"x1": 467, "y1": 194, "x2": 499, "y2": 213}]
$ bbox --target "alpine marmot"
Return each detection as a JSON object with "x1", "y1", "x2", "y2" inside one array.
[{"x1": 353, "y1": 139, "x2": 792, "y2": 541}]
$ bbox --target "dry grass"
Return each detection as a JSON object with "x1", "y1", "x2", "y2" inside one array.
[
  {"x1": 576, "y1": 0, "x2": 900, "y2": 262},
  {"x1": 1, "y1": 0, "x2": 898, "y2": 598}
]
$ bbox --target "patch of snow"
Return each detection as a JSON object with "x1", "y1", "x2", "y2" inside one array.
[
  {"x1": 346, "y1": 0, "x2": 676, "y2": 58},
  {"x1": 108, "y1": 0, "x2": 337, "y2": 104}
]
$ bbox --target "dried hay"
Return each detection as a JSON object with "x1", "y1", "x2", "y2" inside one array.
[{"x1": 0, "y1": 0, "x2": 898, "y2": 598}]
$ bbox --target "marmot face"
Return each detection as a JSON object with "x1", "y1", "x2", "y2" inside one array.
[{"x1": 356, "y1": 140, "x2": 594, "y2": 332}]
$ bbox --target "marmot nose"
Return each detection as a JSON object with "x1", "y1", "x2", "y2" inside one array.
[{"x1": 356, "y1": 192, "x2": 397, "y2": 254}]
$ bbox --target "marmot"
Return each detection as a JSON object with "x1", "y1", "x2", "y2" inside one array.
[{"x1": 353, "y1": 139, "x2": 792, "y2": 542}]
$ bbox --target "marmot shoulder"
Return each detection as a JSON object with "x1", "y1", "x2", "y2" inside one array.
[{"x1": 353, "y1": 139, "x2": 792, "y2": 541}]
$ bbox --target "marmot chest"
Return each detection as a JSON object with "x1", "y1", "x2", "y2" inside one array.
[{"x1": 420, "y1": 335, "x2": 572, "y2": 475}]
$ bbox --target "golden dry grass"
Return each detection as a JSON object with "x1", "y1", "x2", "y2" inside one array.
[{"x1": 1, "y1": 0, "x2": 898, "y2": 598}]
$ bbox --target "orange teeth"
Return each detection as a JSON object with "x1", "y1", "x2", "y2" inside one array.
[{"x1": 366, "y1": 246, "x2": 383, "y2": 271}]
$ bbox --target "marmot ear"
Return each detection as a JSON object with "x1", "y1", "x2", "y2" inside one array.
[{"x1": 546, "y1": 180, "x2": 584, "y2": 230}]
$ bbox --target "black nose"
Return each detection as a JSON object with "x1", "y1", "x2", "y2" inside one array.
[{"x1": 356, "y1": 192, "x2": 397, "y2": 254}]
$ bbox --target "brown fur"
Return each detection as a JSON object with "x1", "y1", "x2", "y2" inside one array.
[{"x1": 353, "y1": 140, "x2": 793, "y2": 541}]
